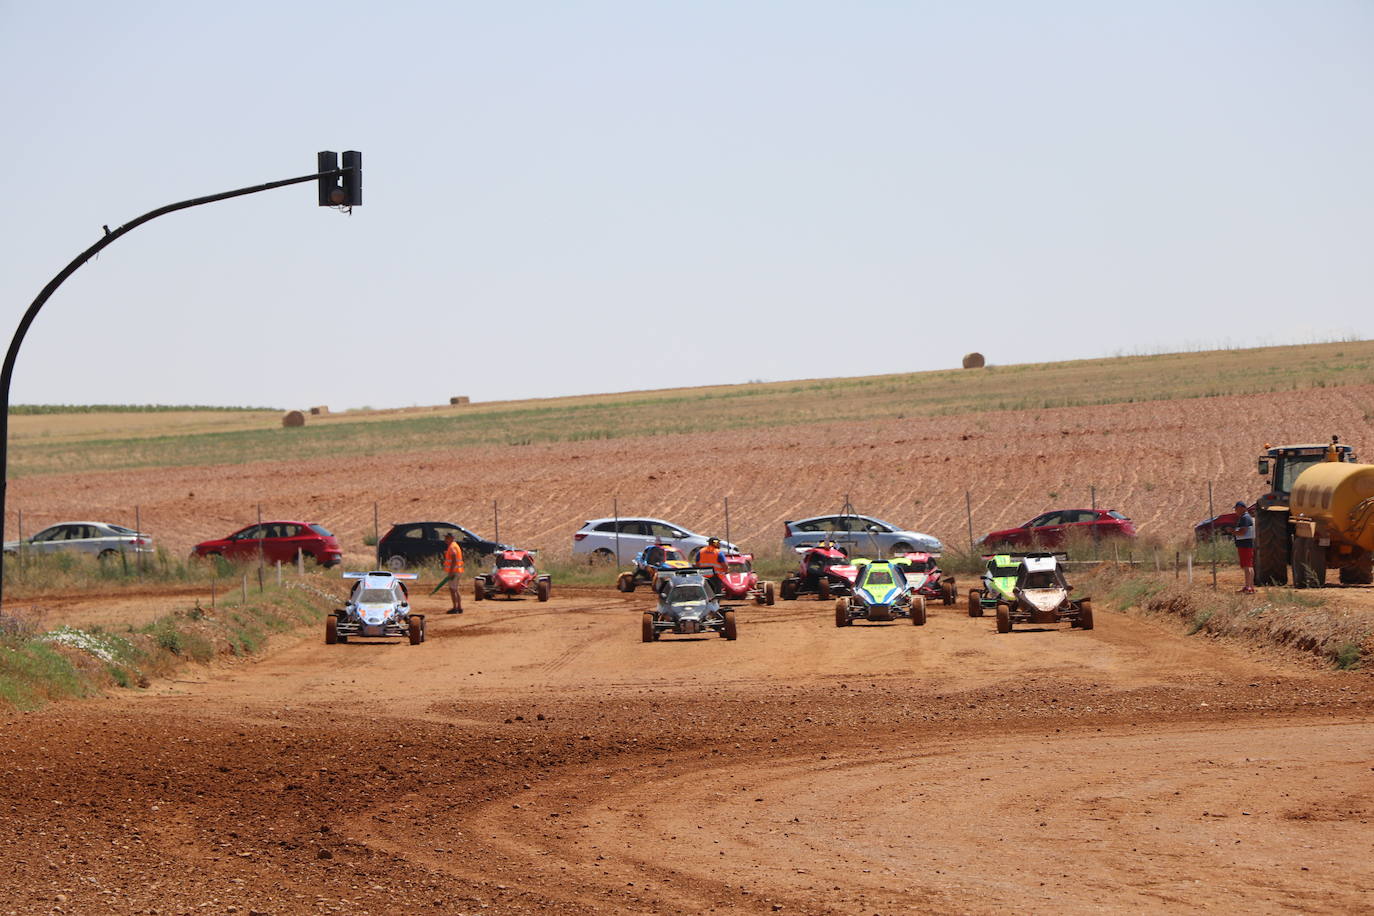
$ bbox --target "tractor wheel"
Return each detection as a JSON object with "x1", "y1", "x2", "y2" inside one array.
[
  {"x1": 911, "y1": 596, "x2": 927, "y2": 626},
  {"x1": 537, "y1": 580, "x2": 551, "y2": 602},
  {"x1": 1077, "y1": 600, "x2": 1094, "y2": 631},
  {"x1": 408, "y1": 616, "x2": 423, "y2": 645},
  {"x1": 967, "y1": 590, "x2": 983, "y2": 618},
  {"x1": 1292, "y1": 538, "x2": 1327, "y2": 589},
  {"x1": 325, "y1": 615, "x2": 339, "y2": 645},
  {"x1": 616, "y1": 572, "x2": 635, "y2": 593},
  {"x1": 834, "y1": 598, "x2": 850, "y2": 628},
  {"x1": 1339, "y1": 559, "x2": 1374, "y2": 585},
  {"x1": 473, "y1": 578, "x2": 485, "y2": 601},
  {"x1": 641, "y1": 613, "x2": 655, "y2": 643},
  {"x1": 723, "y1": 610, "x2": 738, "y2": 641},
  {"x1": 1255, "y1": 509, "x2": 1290, "y2": 587},
  {"x1": 995, "y1": 603, "x2": 1012, "y2": 634},
  {"x1": 765, "y1": 581, "x2": 776, "y2": 606},
  {"x1": 780, "y1": 577, "x2": 798, "y2": 601},
  {"x1": 817, "y1": 578, "x2": 831, "y2": 601}
]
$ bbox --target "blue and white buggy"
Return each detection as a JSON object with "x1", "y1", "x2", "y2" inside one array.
[{"x1": 327, "y1": 571, "x2": 424, "y2": 645}]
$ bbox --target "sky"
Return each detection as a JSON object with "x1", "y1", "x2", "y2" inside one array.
[{"x1": 1, "y1": 1, "x2": 1370, "y2": 410}]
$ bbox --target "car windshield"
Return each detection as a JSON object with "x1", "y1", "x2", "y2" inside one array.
[
  {"x1": 496, "y1": 556, "x2": 531, "y2": 569},
  {"x1": 669, "y1": 585, "x2": 708, "y2": 603},
  {"x1": 991, "y1": 563, "x2": 1019, "y2": 577},
  {"x1": 905, "y1": 558, "x2": 933, "y2": 572},
  {"x1": 1021, "y1": 571, "x2": 1059, "y2": 589},
  {"x1": 726, "y1": 561, "x2": 750, "y2": 574},
  {"x1": 865, "y1": 569, "x2": 894, "y2": 586},
  {"x1": 1278, "y1": 456, "x2": 1325, "y2": 493},
  {"x1": 357, "y1": 588, "x2": 394, "y2": 604}
]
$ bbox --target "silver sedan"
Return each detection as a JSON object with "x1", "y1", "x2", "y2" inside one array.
[{"x1": 3, "y1": 521, "x2": 154, "y2": 559}]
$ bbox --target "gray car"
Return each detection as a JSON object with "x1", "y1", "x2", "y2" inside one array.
[
  {"x1": 782, "y1": 514, "x2": 941, "y2": 558},
  {"x1": 3, "y1": 521, "x2": 154, "y2": 559}
]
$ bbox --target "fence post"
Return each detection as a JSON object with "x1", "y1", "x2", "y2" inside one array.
[
  {"x1": 241, "y1": 574, "x2": 248, "y2": 603},
  {"x1": 276, "y1": 560, "x2": 282, "y2": 586},
  {"x1": 1186, "y1": 552, "x2": 1193, "y2": 584},
  {"x1": 373, "y1": 501, "x2": 380, "y2": 566},
  {"x1": 613, "y1": 498, "x2": 620, "y2": 565},
  {"x1": 297, "y1": 549, "x2": 304, "y2": 577},
  {"x1": 493, "y1": 499, "x2": 500, "y2": 546},
  {"x1": 135, "y1": 505, "x2": 143, "y2": 577},
  {"x1": 965, "y1": 492, "x2": 974, "y2": 552}
]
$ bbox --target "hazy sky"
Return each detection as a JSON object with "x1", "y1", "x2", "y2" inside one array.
[{"x1": 2, "y1": 1, "x2": 1370, "y2": 410}]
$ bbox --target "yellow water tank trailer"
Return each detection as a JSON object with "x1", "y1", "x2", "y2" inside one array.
[{"x1": 1287, "y1": 462, "x2": 1374, "y2": 586}]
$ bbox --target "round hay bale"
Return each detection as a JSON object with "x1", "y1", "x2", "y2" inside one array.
[
  {"x1": 961, "y1": 352, "x2": 986, "y2": 369},
  {"x1": 282, "y1": 410, "x2": 306, "y2": 428},
  {"x1": 450, "y1": 396, "x2": 471, "y2": 406}
]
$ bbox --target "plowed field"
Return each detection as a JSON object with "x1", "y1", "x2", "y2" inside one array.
[{"x1": 7, "y1": 383, "x2": 1373, "y2": 562}]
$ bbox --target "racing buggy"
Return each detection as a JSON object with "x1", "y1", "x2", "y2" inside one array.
[
  {"x1": 327, "y1": 571, "x2": 425, "y2": 645},
  {"x1": 779, "y1": 542, "x2": 858, "y2": 600},
  {"x1": 711, "y1": 553, "x2": 775, "y2": 606},
  {"x1": 967, "y1": 554, "x2": 1021, "y2": 618},
  {"x1": 994, "y1": 553, "x2": 1093, "y2": 633},
  {"x1": 474, "y1": 549, "x2": 551, "y2": 602},
  {"x1": 893, "y1": 551, "x2": 956, "y2": 606},
  {"x1": 617, "y1": 543, "x2": 692, "y2": 593},
  {"x1": 641, "y1": 568, "x2": 738, "y2": 642},
  {"x1": 835, "y1": 558, "x2": 926, "y2": 626}
]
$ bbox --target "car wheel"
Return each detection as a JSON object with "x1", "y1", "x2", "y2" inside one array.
[
  {"x1": 1077, "y1": 600, "x2": 1094, "y2": 631},
  {"x1": 641, "y1": 613, "x2": 655, "y2": 643},
  {"x1": 723, "y1": 610, "x2": 738, "y2": 641},
  {"x1": 817, "y1": 578, "x2": 830, "y2": 600},
  {"x1": 385, "y1": 555, "x2": 408, "y2": 572},
  {"x1": 780, "y1": 577, "x2": 797, "y2": 601},
  {"x1": 834, "y1": 598, "x2": 850, "y2": 628},
  {"x1": 98, "y1": 549, "x2": 118, "y2": 561},
  {"x1": 967, "y1": 590, "x2": 983, "y2": 618},
  {"x1": 942, "y1": 579, "x2": 956, "y2": 606},
  {"x1": 537, "y1": 580, "x2": 550, "y2": 602},
  {"x1": 912, "y1": 596, "x2": 927, "y2": 626},
  {"x1": 408, "y1": 616, "x2": 423, "y2": 645},
  {"x1": 591, "y1": 548, "x2": 616, "y2": 565},
  {"x1": 616, "y1": 572, "x2": 635, "y2": 593},
  {"x1": 764, "y1": 581, "x2": 776, "y2": 606},
  {"x1": 473, "y1": 578, "x2": 485, "y2": 601},
  {"x1": 996, "y1": 602, "x2": 1012, "y2": 634},
  {"x1": 325, "y1": 615, "x2": 339, "y2": 645}
]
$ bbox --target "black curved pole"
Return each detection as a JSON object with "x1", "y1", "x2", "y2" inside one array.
[{"x1": 1, "y1": 167, "x2": 345, "y2": 613}]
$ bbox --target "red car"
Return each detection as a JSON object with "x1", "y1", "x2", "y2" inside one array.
[
  {"x1": 193, "y1": 521, "x2": 342, "y2": 567},
  {"x1": 978, "y1": 509, "x2": 1136, "y2": 549},
  {"x1": 1194, "y1": 503, "x2": 1255, "y2": 541},
  {"x1": 892, "y1": 551, "x2": 956, "y2": 606},
  {"x1": 779, "y1": 543, "x2": 859, "y2": 600},
  {"x1": 712, "y1": 553, "x2": 776, "y2": 606},
  {"x1": 474, "y1": 550, "x2": 551, "y2": 602}
]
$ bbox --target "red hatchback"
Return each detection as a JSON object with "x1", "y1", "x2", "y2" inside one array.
[
  {"x1": 978, "y1": 509, "x2": 1136, "y2": 549},
  {"x1": 193, "y1": 521, "x2": 343, "y2": 567}
]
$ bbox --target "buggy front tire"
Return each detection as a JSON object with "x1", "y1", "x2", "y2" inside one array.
[
  {"x1": 536, "y1": 580, "x2": 550, "y2": 602},
  {"x1": 616, "y1": 572, "x2": 635, "y2": 593},
  {"x1": 764, "y1": 581, "x2": 776, "y2": 606},
  {"x1": 995, "y1": 602, "x2": 1012, "y2": 634},
  {"x1": 723, "y1": 610, "x2": 738, "y2": 641},
  {"x1": 968, "y1": 590, "x2": 983, "y2": 617},
  {"x1": 942, "y1": 579, "x2": 956, "y2": 606},
  {"x1": 834, "y1": 598, "x2": 850, "y2": 628},
  {"x1": 780, "y1": 577, "x2": 798, "y2": 601},
  {"x1": 408, "y1": 616, "x2": 424, "y2": 645},
  {"x1": 1077, "y1": 599, "x2": 1094, "y2": 631},
  {"x1": 473, "y1": 578, "x2": 485, "y2": 601},
  {"x1": 325, "y1": 615, "x2": 339, "y2": 645},
  {"x1": 817, "y1": 578, "x2": 831, "y2": 601},
  {"x1": 641, "y1": 613, "x2": 656, "y2": 643},
  {"x1": 912, "y1": 596, "x2": 927, "y2": 626}
]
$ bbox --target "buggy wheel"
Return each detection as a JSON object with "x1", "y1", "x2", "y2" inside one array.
[
  {"x1": 967, "y1": 590, "x2": 983, "y2": 617},
  {"x1": 385, "y1": 554, "x2": 408, "y2": 572},
  {"x1": 753, "y1": 588, "x2": 766, "y2": 606},
  {"x1": 764, "y1": 581, "x2": 775, "y2": 606},
  {"x1": 616, "y1": 572, "x2": 635, "y2": 593},
  {"x1": 1077, "y1": 599, "x2": 1094, "y2": 631},
  {"x1": 641, "y1": 613, "x2": 655, "y2": 643},
  {"x1": 723, "y1": 610, "x2": 738, "y2": 641},
  {"x1": 537, "y1": 580, "x2": 550, "y2": 602},
  {"x1": 834, "y1": 598, "x2": 850, "y2": 628},
  {"x1": 408, "y1": 616, "x2": 423, "y2": 645},
  {"x1": 325, "y1": 615, "x2": 339, "y2": 645},
  {"x1": 912, "y1": 596, "x2": 927, "y2": 626},
  {"x1": 942, "y1": 579, "x2": 956, "y2": 606},
  {"x1": 473, "y1": 578, "x2": 485, "y2": 601},
  {"x1": 780, "y1": 577, "x2": 798, "y2": 601},
  {"x1": 817, "y1": 578, "x2": 831, "y2": 600},
  {"x1": 995, "y1": 602, "x2": 1012, "y2": 634}
]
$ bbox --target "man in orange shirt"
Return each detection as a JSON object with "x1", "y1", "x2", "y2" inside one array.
[{"x1": 443, "y1": 532, "x2": 465, "y2": 614}]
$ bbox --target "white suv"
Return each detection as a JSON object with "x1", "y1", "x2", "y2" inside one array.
[{"x1": 572, "y1": 517, "x2": 731, "y2": 563}]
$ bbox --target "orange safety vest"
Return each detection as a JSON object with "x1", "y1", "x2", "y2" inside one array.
[
  {"x1": 698, "y1": 545, "x2": 725, "y2": 572},
  {"x1": 443, "y1": 541, "x2": 465, "y2": 576}
]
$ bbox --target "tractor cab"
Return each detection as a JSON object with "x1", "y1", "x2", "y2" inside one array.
[{"x1": 1257, "y1": 437, "x2": 1356, "y2": 507}]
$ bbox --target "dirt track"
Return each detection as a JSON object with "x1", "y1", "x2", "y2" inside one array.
[{"x1": 2, "y1": 587, "x2": 1371, "y2": 914}]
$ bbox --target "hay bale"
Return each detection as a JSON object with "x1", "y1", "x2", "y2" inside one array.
[
  {"x1": 309, "y1": 405, "x2": 329, "y2": 416},
  {"x1": 962, "y1": 352, "x2": 986, "y2": 369},
  {"x1": 282, "y1": 410, "x2": 307, "y2": 428},
  {"x1": 450, "y1": 396, "x2": 471, "y2": 406}
]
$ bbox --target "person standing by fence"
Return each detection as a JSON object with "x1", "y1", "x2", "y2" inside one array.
[
  {"x1": 443, "y1": 531, "x2": 465, "y2": 613},
  {"x1": 1233, "y1": 501, "x2": 1256, "y2": 594}
]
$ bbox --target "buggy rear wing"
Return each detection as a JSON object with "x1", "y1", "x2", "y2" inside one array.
[
  {"x1": 343, "y1": 571, "x2": 419, "y2": 580},
  {"x1": 980, "y1": 552, "x2": 1069, "y2": 562}
]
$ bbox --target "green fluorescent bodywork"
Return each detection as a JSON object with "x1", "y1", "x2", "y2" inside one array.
[{"x1": 982, "y1": 554, "x2": 1019, "y2": 603}]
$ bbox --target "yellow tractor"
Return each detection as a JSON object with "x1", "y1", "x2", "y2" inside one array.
[{"x1": 1255, "y1": 436, "x2": 1374, "y2": 587}]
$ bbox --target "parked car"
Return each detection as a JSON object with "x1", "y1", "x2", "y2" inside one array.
[
  {"x1": 3, "y1": 521, "x2": 153, "y2": 559},
  {"x1": 572, "y1": 517, "x2": 731, "y2": 563},
  {"x1": 1194, "y1": 503, "x2": 1255, "y2": 541},
  {"x1": 376, "y1": 521, "x2": 506, "y2": 571},
  {"x1": 782, "y1": 514, "x2": 941, "y2": 558},
  {"x1": 193, "y1": 521, "x2": 342, "y2": 567},
  {"x1": 977, "y1": 509, "x2": 1136, "y2": 549}
]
